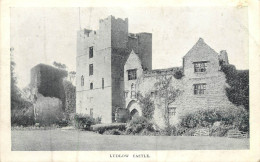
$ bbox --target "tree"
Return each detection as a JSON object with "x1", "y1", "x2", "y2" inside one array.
[
  {"x1": 53, "y1": 61, "x2": 67, "y2": 70},
  {"x1": 138, "y1": 92, "x2": 155, "y2": 120},
  {"x1": 10, "y1": 47, "x2": 34, "y2": 126},
  {"x1": 11, "y1": 47, "x2": 21, "y2": 108},
  {"x1": 154, "y1": 76, "x2": 182, "y2": 127}
]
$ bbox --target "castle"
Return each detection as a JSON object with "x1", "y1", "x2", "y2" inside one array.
[{"x1": 76, "y1": 15, "x2": 234, "y2": 127}]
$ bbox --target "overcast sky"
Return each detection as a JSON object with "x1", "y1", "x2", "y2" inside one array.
[{"x1": 11, "y1": 7, "x2": 248, "y2": 88}]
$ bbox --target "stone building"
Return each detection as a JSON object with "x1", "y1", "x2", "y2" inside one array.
[
  {"x1": 76, "y1": 15, "x2": 152, "y2": 123},
  {"x1": 76, "y1": 15, "x2": 234, "y2": 127}
]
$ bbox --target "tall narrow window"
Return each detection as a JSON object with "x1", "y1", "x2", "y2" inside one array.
[
  {"x1": 128, "y1": 69, "x2": 137, "y2": 80},
  {"x1": 89, "y1": 64, "x2": 93, "y2": 76},
  {"x1": 131, "y1": 83, "x2": 136, "y2": 99},
  {"x1": 90, "y1": 108, "x2": 93, "y2": 117},
  {"x1": 102, "y1": 78, "x2": 104, "y2": 89},
  {"x1": 81, "y1": 75, "x2": 84, "y2": 86},
  {"x1": 89, "y1": 46, "x2": 93, "y2": 58},
  {"x1": 90, "y1": 82, "x2": 93, "y2": 90},
  {"x1": 194, "y1": 83, "x2": 206, "y2": 95}
]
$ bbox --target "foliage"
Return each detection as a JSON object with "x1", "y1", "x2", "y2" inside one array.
[
  {"x1": 92, "y1": 123, "x2": 126, "y2": 134},
  {"x1": 221, "y1": 64, "x2": 249, "y2": 111},
  {"x1": 154, "y1": 76, "x2": 182, "y2": 127},
  {"x1": 125, "y1": 116, "x2": 155, "y2": 135},
  {"x1": 68, "y1": 71, "x2": 76, "y2": 82},
  {"x1": 63, "y1": 80, "x2": 76, "y2": 116},
  {"x1": 35, "y1": 95, "x2": 65, "y2": 126},
  {"x1": 103, "y1": 129, "x2": 125, "y2": 135},
  {"x1": 53, "y1": 61, "x2": 67, "y2": 70},
  {"x1": 178, "y1": 106, "x2": 249, "y2": 136},
  {"x1": 11, "y1": 48, "x2": 35, "y2": 126},
  {"x1": 115, "y1": 108, "x2": 130, "y2": 123},
  {"x1": 173, "y1": 69, "x2": 184, "y2": 79},
  {"x1": 137, "y1": 93, "x2": 155, "y2": 120},
  {"x1": 73, "y1": 114, "x2": 98, "y2": 130},
  {"x1": 210, "y1": 125, "x2": 233, "y2": 137},
  {"x1": 11, "y1": 104, "x2": 35, "y2": 126},
  {"x1": 31, "y1": 64, "x2": 67, "y2": 110}
]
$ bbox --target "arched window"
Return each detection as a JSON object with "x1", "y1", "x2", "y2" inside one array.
[{"x1": 81, "y1": 75, "x2": 84, "y2": 86}]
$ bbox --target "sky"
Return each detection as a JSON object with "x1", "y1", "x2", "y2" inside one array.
[{"x1": 10, "y1": 7, "x2": 248, "y2": 88}]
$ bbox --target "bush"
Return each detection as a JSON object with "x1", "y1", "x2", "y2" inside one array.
[
  {"x1": 178, "y1": 107, "x2": 249, "y2": 136},
  {"x1": 125, "y1": 116, "x2": 155, "y2": 135},
  {"x1": 210, "y1": 124, "x2": 233, "y2": 137},
  {"x1": 11, "y1": 106, "x2": 35, "y2": 126},
  {"x1": 73, "y1": 114, "x2": 97, "y2": 130},
  {"x1": 92, "y1": 123, "x2": 126, "y2": 134},
  {"x1": 164, "y1": 125, "x2": 177, "y2": 136},
  {"x1": 103, "y1": 129, "x2": 124, "y2": 135}
]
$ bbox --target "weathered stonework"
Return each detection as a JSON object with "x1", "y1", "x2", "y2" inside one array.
[
  {"x1": 77, "y1": 16, "x2": 236, "y2": 128},
  {"x1": 124, "y1": 38, "x2": 236, "y2": 128},
  {"x1": 76, "y1": 16, "x2": 152, "y2": 123}
]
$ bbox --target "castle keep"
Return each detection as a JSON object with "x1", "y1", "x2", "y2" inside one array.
[
  {"x1": 76, "y1": 15, "x2": 233, "y2": 127},
  {"x1": 76, "y1": 16, "x2": 152, "y2": 123}
]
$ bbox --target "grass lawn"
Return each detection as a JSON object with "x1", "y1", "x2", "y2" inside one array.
[{"x1": 11, "y1": 129, "x2": 249, "y2": 151}]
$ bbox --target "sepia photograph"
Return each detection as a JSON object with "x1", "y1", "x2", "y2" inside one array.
[{"x1": 9, "y1": 7, "x2": 250, "y2": 152}]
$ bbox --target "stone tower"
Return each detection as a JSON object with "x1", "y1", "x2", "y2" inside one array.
[{"x1": 76, "y1": 16, "x2": 152, "y2": 123}]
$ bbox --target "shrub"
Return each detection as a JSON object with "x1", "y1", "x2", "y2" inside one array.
[
  {"x1": 92, "y1": 123, "x2": 126, "y2": 134},
  {"x1": 73, "y1": 114, "x2": 96, "y2": 130},
  {"x1": 125, "y1": 116, "x2": 155, "y2": 135},
  {"x1": 11, "y1": 106, "x2": 35, "y2": 126},
  {"x1": 178, "y1": 107, "x2": 249, "y2": 136},
  {"x1": 103, "y1": 129, "x2": 124, "y2": 135},
  {"x1": 210, "y1": 124, "x2": 233, "y2": 137},
  {"x1": 164, "y1": 125, "x2": 177, "y2": 136}
]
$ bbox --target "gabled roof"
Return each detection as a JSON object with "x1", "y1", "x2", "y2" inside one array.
[
  {"x1": 183, "y1": 38, "x2": 219, "y2": 58},
  {"x1": 125, "y1": 50, "x2": 142, "y2": 66}
]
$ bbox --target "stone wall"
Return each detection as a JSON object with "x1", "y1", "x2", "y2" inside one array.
[
  {"x1": 123, "y1": 38, "x2": 235, "y2": 128},
  {"x1": 30, "y1": 64, "x2": 67, "y2": 110}
]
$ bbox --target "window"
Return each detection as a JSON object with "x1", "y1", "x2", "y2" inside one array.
[
  {"x1": 90, "y1": 108, "x2": 93, "y2": 117},
  {"x1": 124, "y1": 91, "x2": 129, "y2": 98},
  {"x1": 90, "y1": 82, "x2": 93, "y2": 90},
  {"x1": 89, "y1": 46, "x2": 93, "y2": 58},
  {"x1": 102, "y1": 78, "x2": 104, "y2": 89},
  {"x1": 168, "y1": 107, "x2": 177, "y2": 116},
  {"x1": 81, "y1": 75, "x2": 84, "y2": 86},
  {"x1": 128, "y1": 69, "x2": 137, "y2": 80},
  {"x1": 194, "y1": 83, "x2": 206, "y2": 95},
  {"x1": 89, "y1": 64, "x2": 93, "y2": 76},
  {"x1": 131, "y1": 83, "x2": 136, "y2": 98},
  {"x1": 194, "y1": 62, "x2": 207, "y2": 72}
]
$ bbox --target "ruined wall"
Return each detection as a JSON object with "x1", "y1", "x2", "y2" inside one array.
[{"x1": 30, "y1": 64, "x2": 67, "y2": 110}]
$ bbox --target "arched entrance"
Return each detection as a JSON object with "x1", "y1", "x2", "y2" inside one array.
[{"x1": 127, "y1": 100, "x2": 142, "y2": 119}]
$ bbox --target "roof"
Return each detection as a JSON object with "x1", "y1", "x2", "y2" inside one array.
[{"x1": 183, "y1": 38, "x2": 219, "y2": 58}]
